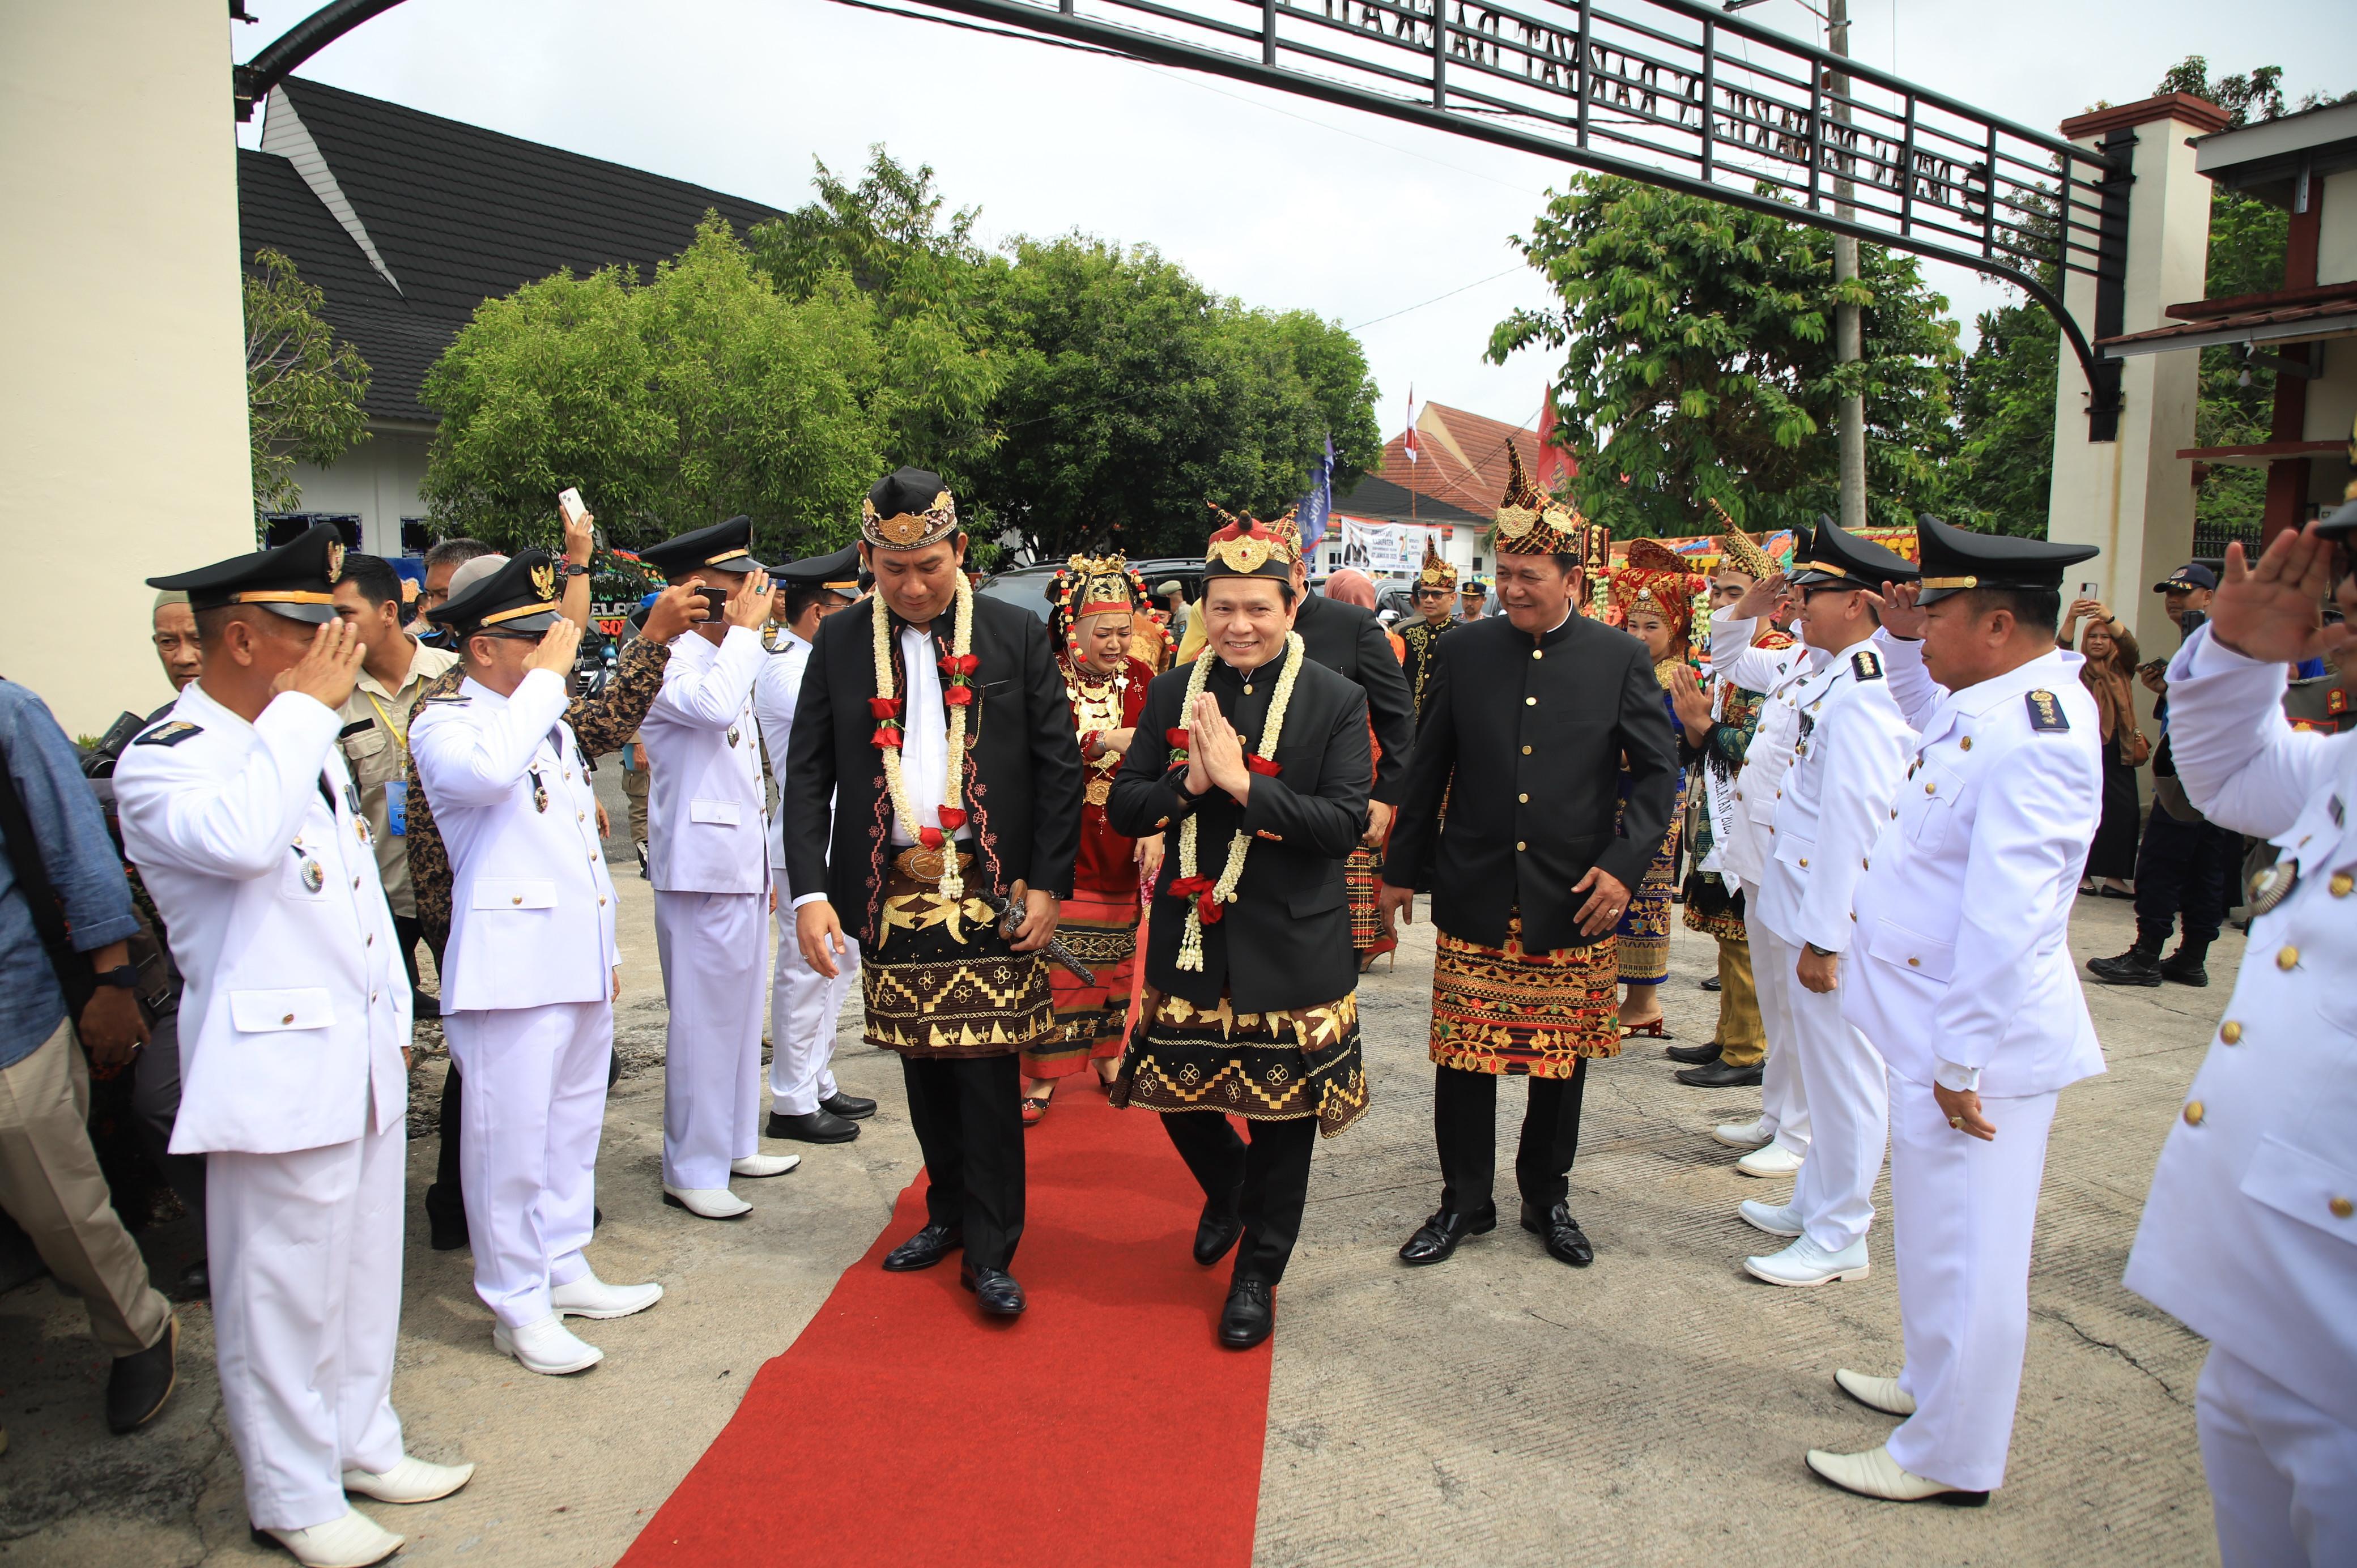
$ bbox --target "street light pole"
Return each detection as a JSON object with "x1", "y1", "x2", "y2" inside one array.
[{"x1": 1827, "y1": 0, "x2": 1867, "y2": 532}]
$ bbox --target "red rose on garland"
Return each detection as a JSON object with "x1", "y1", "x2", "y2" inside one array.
[
  {"x1": 943, "y1": 685, "x2": 975, "y2": 708},
  {"x1": 867, "y1": 696, "x2": 904, "y2": 720},
  {"x1": 935, "y1": 806, "x2": 968, "y2": 832},
  {"x1": 1244, "y1": 752, "x2": 1282, "y2": 777},
  {"x1": 870, "y1": 726, "x2": 903, "y2": 750},
  {"x1": 937, "y1": 653, "x2": 980, "y2": 677}
]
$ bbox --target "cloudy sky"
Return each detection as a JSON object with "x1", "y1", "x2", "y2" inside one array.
[{"x1": 234, "y1": 0, "x2": 2353, "y2": 437}]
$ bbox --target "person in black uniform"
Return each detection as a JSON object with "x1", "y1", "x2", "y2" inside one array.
[
  {"x1": 1396, "y1": 538, "x2": 1460, "y2": 723},
  {"x1": 784, "y1": 467, "x2": 1083, "y2": 1320},
  {"x1": 1380, "y1": 453, "x2": 1679, "y2": 1269},
  {"x1": 1108, "y1": 510, "x2": 1373, "y2": 1350}
]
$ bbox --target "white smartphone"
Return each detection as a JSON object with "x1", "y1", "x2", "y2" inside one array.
[{"x1": 558, "y1": 487, "x2": 588, "y2": 526}]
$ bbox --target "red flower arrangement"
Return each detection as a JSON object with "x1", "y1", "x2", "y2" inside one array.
[
  {"x1": 1165, "y1": 874, "x2": 1223, "y2": 924},
  {"x1": 1244, "y1": 752, "x2": 1281, "y2": 777}
]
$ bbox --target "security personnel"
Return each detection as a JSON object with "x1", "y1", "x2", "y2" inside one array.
[
  {"x1": 751, "y1": 544, "x2": 875, "y2": 1144},
  {"x1": 1703, "y1": 540, "x2": 1822, "y2": 1177},
  {"x1": 639, "y1": 515, "x2": 797, "y2": 1218},
  {"x1": 118, "y1": 525, "x2": 472, "y2": 1568},
  {"x1": 2123, "y1": 505, "x2": 2357, "y2": 1565},
  {"x1": 412, "y1": 551, "x2": 663, "y2": 1378},
  {"x1": 1806, "y1": 513, "x2": 2103, "y2": 1507},
  {"x1": 1734, "y1": 522, "x2": 1916, "y2": 1289}
]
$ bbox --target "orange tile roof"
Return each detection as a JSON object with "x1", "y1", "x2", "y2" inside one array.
[{"x1": 1376, "y1": 402, "x2": 1542, "y2": 518}]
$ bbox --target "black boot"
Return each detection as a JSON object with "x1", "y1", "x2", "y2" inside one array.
[
  {"x1": 2086, "y1": 941, "x2": 2163, "y2": 987},
  {"x1": 2159, "y1": 941, "x2": 2210, "y2": 986}
]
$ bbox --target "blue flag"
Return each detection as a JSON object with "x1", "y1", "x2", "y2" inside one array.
[{"x1": 1297, "y1": 435, "x2": 1335, "y2": 555}]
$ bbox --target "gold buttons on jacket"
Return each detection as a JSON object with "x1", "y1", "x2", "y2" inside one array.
[
  {"x1": 1798, "y1": 857, "x2": 1809, "y2": 867},
  {"x1": 1518, "y1": 792, "x2": 1529, "y2": 803},
  {"x1": 1960, "y1": 736, "x2": 1973, "y2": 751},
  {"x1": 2219, "y1": 1021, "x2": 2242, "y2": 1045},
  {"x1": 1516, "y1": 841, "x2": 1528, "y2": 851},
  {"x1": 2277, "y1": 945, "x2": 2300, "y2": 970},
  {"x1": 1521, "y1": 745, "x2": 1532, "y2": 755},
  {"x1": 1907, "y1": 956, "x2": 1920, "y2": 967},
  {"x1": 281, "y1": 1012, "x2": 295, "y2": 1025},
  {"x1": 1532, "y1": 649, "x2": 1543, "y2": 660},
  {"x1": 1525, "y1": 696, "x2": 1537, "y2": 706},
  {"x1": 512, "y1": 895, "x2": 524, "y2": 905},
  {"x1": 2332, "y1": 1196, "x2": 2355, "y2": 1220},
  {"x1": 2334, "y1": 872, "x2": 2355, "y2": 897},
  {"x1": 1925, "y1": 782, "x2": 1937, "y2": 795},
  {"x1": 2183, "y1": 1101, "x2": 2205, "y2": 1126},
  {"x1": 599, "y1": 898, "x2": 607, "y2": 907}
]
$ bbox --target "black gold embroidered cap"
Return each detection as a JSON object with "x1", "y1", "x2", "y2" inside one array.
[
  {"x1": 1788, "y1": 515, "x2": 1919, "y2": 590},
  {"x1": 1201, "y1": 505, "x2": 1299, "y2": 583},
  {"x1": 432, "y1": 548, "x2": 564, "y2": 636},
  {"x1": 146, "y1": 522, "x2": 347, "y2": 625},
  {"x1": 861, "y1": 467, "x2": 960, "y2": 551},
  {"x1": 770, "y1": 543, "x2": 862, "y2": 594},
  {"x1": 643, "y1": 514, "x2": 760, "y2": 578},
  {"x1": 1914, "y1": 513, "x2": 2098, "y2": 604}
]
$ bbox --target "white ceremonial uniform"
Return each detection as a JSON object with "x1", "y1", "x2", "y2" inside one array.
[
  {"x1": 411, "y1": 670, "x2": 620, "y2": 1328},
  {"x1": 1753, "y1": 645, "x2": 1913, "y2": 1254},
  {"x1": 1843, "y1": 640, "x2": 2104, "y2": 1494},
  {"x1": 753, "y1": 629, "x2": 856, "y2": 1116},
  {"x1": 1710, "y1": 608, "x2": 1823, "y2": 1154},
  {"x1": 641, "y1": 625, "x2": 771, "y2": 1190},
  {"x1": 2124, "y1": 626, "x2": 2357, "y2": 1567},
  {"x1": 114, "y1": 683, "x2": 411, "y2": 1533}
]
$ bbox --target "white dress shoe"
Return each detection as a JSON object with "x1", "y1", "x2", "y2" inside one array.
[
  {"x1": 550, "y1": 1270, "x2": 663, "y2": 1320},
  {"x1": 663, "y1": 1184, "x2": 752, "y2": 1218},
  {"x1": 1835, "y1": 1367, "x2": 1917, "y2": 1416},
  {"x1": 492, "y1": 1313, "x2": 603, "y2": 1375},
  {"x1": 730, "y1": 1153, "x2": 801, "y2": 1178},
  {"x1": 1745, "y1": 1234, "x2": 1870, "y2": 1287},
  {"x1": 1805, "y1": 1443, "x2": 1986, "y2": 1505},
  {"x1": 1738, "y1": 1198, "x2": 1803, "y2": 1237},
  {"x1": 1736, "y1": 1141, "x2": 1804, "y2": 1179},
  {"x1": 342, "y1": 1455, "x2": 475, "y2": 1504},
  {"x1": 258, "y1": 1508, "x2": 405, "y2": 1567},
  {"x1": 1712, "y1": 1117, "x2": 1772, "y2": 1150}
]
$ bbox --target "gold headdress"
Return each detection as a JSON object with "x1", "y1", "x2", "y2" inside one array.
[
  {"x1": 1707, "y1": 500, "x2": 1779, "y2": 582},
  {"x1": 1416, "y1": 536, "x2": 1458, "y2": 592},
  {"x1": 1609, "y1": 538, "x2": 1708, "y2": 645},
  {"x1": 1203, "y1": 504, "x2": 1300, "y2": 581},
  {"x1": 1488, "y1": 442, "x2": 1589, "y2": 561}
]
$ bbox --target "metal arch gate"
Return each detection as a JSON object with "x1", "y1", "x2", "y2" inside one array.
[{"x1": 233, "y1": 0, "x2": 2131, "y2": 437}]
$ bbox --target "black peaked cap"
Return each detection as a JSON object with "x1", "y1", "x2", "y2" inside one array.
[
  {"x1": 432, "y1": 548, "x2": 564, "y2": 636},
  {"x1": 1789, "y1": 515, "x2": 1919, "y2": 590},
  {"x1": 1914, "y1": 513, "x2": 2098, "y2": 604},
  {"x1": 771, "y1": 543, "x2": 862, "y2": 590},
  {"x1": 147, "y1": 522, "x2": 347, "y2": 624},
  {"x1": 642, "y1": 514, "x2": 758, "y2": 578}
]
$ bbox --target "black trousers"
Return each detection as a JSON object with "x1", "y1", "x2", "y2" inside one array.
[
  {"x1": 2132, "y1": 806, "x2": 2237, "y2": 948},
  {"x1": 1160, "y1": 1112, "x2": 1319, "y2": 1285},
  {"x1": 130, "y1": 1002, "x2": 205, "y2": 1223},
  {"x1": 394, "y1": 914, "x2": 428, "y2": 998},
  {"x1": 1433, "y1": 1058, "x2": 1590, "y2": 1217},
  {"x1": 902, "y1": 1054, "x2": 1026, "y2": 1272}
]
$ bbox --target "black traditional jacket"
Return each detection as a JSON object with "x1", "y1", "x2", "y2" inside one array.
[
  {"x1": 1382, "y1": 611, "x2": 1679, "y2": 952},
  {"x1": 782, "y1": 595, "x2": 1083, "y2": 947},
  {"x1": 1107, "y1": 648, "x2": 1371, "y2": 1013},
  {"x1": 1396, "y1": 615, "x2": 1456, "y2": 721},
  {"x1": 1292, "y1": 590, "x2": 1414, "y2": 806}
]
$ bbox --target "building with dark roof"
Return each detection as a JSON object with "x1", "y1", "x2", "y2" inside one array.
[{"x1": 241, "y1": 77, "x2": 786, "y2": 555}]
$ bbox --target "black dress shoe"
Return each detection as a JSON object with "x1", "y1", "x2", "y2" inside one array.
[
  {"x1": 1521, "y1": 1200, "x2": 1594, "y2": 1267},
  {"x1": 766, "y1": 1108, "x2": 861, "y2": 1143},
  {"x1": 819, "y1": 1092, "x2": 878, "y2": 1120},
  {"x1": 1397, "y1": 1204, "x2": 1497, "y2": 1266},
  {"x1": 2159, "y1": 952, "x2": 2209, "y2": 987},
  {"x1": 2087, "y1": 947, "x2": 2163, "y2": 986},
  {"x1": 411, "y1": 990, "x2": 441, "y2": 1020},
  {"x1": 1700, "y1": 974, "x2": 1722, "y2": 992},
  {"x1": 882, "y1": 1222, "x2": 964, "y2": 1272},
  {"x1": 960, "y1": 1263, "x2": 1026, "y2": 1316},
  {"x1": 1218, "y1": 1279, "x2": 1275, "y2": 1349},
  {"x1": 173, "y1": 1260, "x2": 209, "y2": 1302},
  {"x1": 107, "y1": 1314, "x2": 177, "y2": 1433},
  {"x1": 1193, "y1": 1201, "x2": 1244, "y2": 1266},
  {"x1": 1665, "y1": 1041, "x2": 1723, "y2": 1066},
  {"x1": 423, "y1": 1184, "x2": 469, "y2": 1252},
  {"x1": 1675, "y1": 1058, "x2": 1764, "y2": 1088}
]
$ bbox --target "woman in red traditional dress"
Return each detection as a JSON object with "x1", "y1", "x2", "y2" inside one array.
[{"x1": 1020, "y1": 554, "x2": 1164, "y2": 1124}]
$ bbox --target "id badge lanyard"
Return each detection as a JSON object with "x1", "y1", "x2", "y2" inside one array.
[{"x1": 364, "y1": 689, "x2": 413, "y2": 836}]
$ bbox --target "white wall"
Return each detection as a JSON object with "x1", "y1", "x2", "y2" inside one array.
[
  {"x1": 288, "y1": 425, "x2": 435, "y2": 559},
  {"x1": 0, "y1": 5, "x2": 254, "y2": 732},
  {"x1": 2318, "y1": 169, "x2": 2357, "y2": 288}
]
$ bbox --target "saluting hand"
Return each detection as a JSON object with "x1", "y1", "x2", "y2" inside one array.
[
  {"x1": 1730, "y1": 570, "x2": 1788, "y2": 623},
  {"x1": 2212, "y1": 525, "x2": 2335, "y2": 665},
  {"x1": 1865, "y1": 580, "x2": 1927, "y2": 641},
  {"x1": 277, "y1": 617, "x2": 368, "y2": 710},
  {"x1": 525, "y1": 617, "x2": 584, "y2": 677}
]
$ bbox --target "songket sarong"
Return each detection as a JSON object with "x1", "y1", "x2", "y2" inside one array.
[
  {"x1": 1614, "y1": 777, "x2": 1686, "y2": 987},
  {"x1": 1345, "y1": 847, "x2": 1394, "y2": 958},
  {"x1": 1429, "y1": 911, "x2": 1619, "y2": 1077},
  {"x1": 1019, "y1": 885, "x2": 1139, "y2": 1078},
  {"x1": 862, "y1": 860, "x2": 1054, "y2": 1058},
  {"x1": 1680, "y1": 869, "x2": 1747, "y2": 941},
  {"x1": 1112, "y1": 988, "x2": 1368, "y2": 1138}
]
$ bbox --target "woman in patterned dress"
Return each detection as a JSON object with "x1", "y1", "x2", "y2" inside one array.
[
  {"x1": 1019, "y1": 555, "x2": 1163, "y2": 1124},
  {"x1": 1607, "y1": 540, "x2": 1704, "y2": 1038}
]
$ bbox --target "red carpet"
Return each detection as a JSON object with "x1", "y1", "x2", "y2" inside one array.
[{"x1": 617, "y1": 1086, "x2": 1270, "y2": 1568}]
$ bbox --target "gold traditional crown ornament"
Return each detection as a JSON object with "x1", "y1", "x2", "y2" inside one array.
[
  {"x1": 1488, "y1": 443, "x2": 1589, "y2": 560},
  {"x1": 1706, "y1": 499, "x2": 1780, "y2": 582},
  {"x1": 1203, "y1": 504, "x2": 1299, "y2": 580},
  {"x1": 861, "y1": 488, "x2": 960, "y2": 550},
  {"x1": 1417, "y1": 536, "x2": 1458, "y2": 591},
  {"x1": 325, "y1": 540, "x2": 346, "y2": 584}
]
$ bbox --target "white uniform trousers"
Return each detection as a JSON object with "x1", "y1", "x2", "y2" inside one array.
[
  {"x1": 444, "y1": 1000, "x2": 611, "y2": 1327},
  {"x1": 1778, "y1": 956, "x2": 1888, "y2": 1252},
  {"x1": 1884, "y1": 1071, "x2": 2059, "y2": 1493},
  {"x1": 2196, "y1": 1345, "x2": 2357, "y2": 1568},
  {"x1": 1747, "y1": 925, "x2": 1813, "y2": 1155},
  {"x1": 769, "y1": 896, "x2": 855, "y2": 1115},
  {"x1": 208, "y1": 1117, "x2": 405, "y2": 1531},
  {"x1": 654, "y1": 889, "x2": 765, "y2": 1190}
]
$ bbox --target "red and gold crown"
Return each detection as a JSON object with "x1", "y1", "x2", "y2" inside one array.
[
  {"x1": 1203, "y1": 504, "x2": 1300, "y2": 581},
  {"x1": 1049, "y1": 551, "x2": 1152, "y2": 651},
  {"x1": 1416, "y1": 536, "x2": 1457, "y2": 592},
  {"x1": 1488, "y1": 443, "x2": 1593, "y2": 563},
  {"x1": 1609, "y1": 537, "x2": 1708, "y2": 644}
]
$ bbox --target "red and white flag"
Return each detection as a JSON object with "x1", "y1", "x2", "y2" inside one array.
[
  {"x1": 1534, "y1": 392, "x2": 1575, "y2": 487},
  {"x1": 1402, "y1": 386, "x2": 1418, "y2": 465}
]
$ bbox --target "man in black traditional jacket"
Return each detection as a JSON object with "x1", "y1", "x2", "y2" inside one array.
[
  {"x1": 1380, "y1": 448, "x2": 1680, "y2": 1269},
  {"x1": 1108, "y1": 510, "x2": 1372, "y2": 1350},
  {"x1": 784, "y1": 468, "x2": 1083, "y2": 1320},
  {"x1": 1396, "y1": 536, "x2": 1460, "y2": 722}
]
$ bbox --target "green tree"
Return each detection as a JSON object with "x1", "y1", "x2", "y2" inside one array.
[
  {"x1": 1488, "y1": 177, "x2": 1961, "y2": 539},
  {"x1": 963, "y1": 235, "x2": 1381, "y2": 561},
  {"x1": 419, "y1": 215, "x2": 886, "y2": 556},
  {"x1": 245, "y1": 248, "x2": 371, "y2": 524}
]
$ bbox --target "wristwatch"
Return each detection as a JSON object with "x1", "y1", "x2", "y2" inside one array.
[
  {"x1": 94, "y1": 964, "x2": 140, "y2": 990},
  {"x1": 1804, "y1": 943, "x2": 1837, "y2": 958},
  {"x1": 556, "y1": 561, "x2": 592, "y2": 579}
]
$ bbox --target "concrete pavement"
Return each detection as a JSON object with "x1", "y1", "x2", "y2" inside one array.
[{"x1": 2, "y1": 877, "x2": 2226, "y2": 1566}]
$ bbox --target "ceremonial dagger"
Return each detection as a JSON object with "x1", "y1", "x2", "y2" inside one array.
[{"x1": 973, "y1": 888, "x2": 1096, "y2": 985}]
